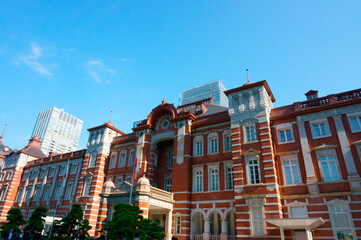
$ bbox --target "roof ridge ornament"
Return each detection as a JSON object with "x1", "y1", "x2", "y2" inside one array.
[{"x1": 162, "y1": 98, "x2": 167, "y2": 104}]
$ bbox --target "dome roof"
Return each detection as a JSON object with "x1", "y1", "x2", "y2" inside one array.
[
  {"x1": 243, "y1": 81, "x2": 254, "y2": 86},
  {"x1": 137, "y1": 174, "x2": 150, "y2": 185},
  {"x1": 32, "y1": 136, "x2": 41, "y2": 142},
  {"x1": 103, "y1": 179, "x2": 115, "y2": 188},
  {"x1": 104, "y1": 121, "x2": 115, "y2": 127}
]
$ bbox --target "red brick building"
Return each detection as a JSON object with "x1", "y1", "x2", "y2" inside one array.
[{"x1": 0, "y1": 80, "x2": 361, "y2": 240}]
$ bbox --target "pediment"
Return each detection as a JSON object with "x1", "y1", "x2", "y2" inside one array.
[{"x1": 112, "y1": 181, "x2": 133, "y2": 193}]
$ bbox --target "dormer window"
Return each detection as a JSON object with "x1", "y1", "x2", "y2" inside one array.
[{"x1": 305, "y1": 90, "x2": 319, "y2": 101}]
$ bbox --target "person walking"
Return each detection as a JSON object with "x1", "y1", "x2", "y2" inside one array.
[
  {"x1": 79, "y1": 230, "x2": 86, "y2": 240},
  {"x1": 21, "y1": 230, "x2": 30, "y2": 240}
]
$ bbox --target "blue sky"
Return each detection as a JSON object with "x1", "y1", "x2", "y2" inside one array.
[{"x1": 1, "y1": 1, "x2": 360, "y2": 150}]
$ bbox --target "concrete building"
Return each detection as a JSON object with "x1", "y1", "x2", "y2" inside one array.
[
  {"x1": 182, "y1": 80, "x2": 229, "y2": 107},
  {"x1": 31, "y1": 107, "x2": 83, "y2": 155},
  {"x1": 0, "y1": 80, "x2": 361, "y2": 240}
]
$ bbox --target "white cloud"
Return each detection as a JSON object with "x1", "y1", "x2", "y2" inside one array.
[
  {"x1": 19, "y1": 44, "x2": 54, "y2": 76},
  {"x1": 85, "y1": 60, "x2": 115, "y2": 83}
]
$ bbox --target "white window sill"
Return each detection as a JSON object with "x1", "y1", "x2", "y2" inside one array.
[
  {"x1": 207, "y1": 152, "x2": 220, "y2": 155},
  {"x1": 278, "y1": 140, "x2": 295, "y2": 145},
  {"x1": 193, "y1": 154, "x2": 204, "y2": 157},
  {"x1": 312, "y1": 134, "x2": 331, "y2": 139}
]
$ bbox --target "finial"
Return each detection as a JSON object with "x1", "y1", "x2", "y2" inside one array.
[
  {"x1": 1, "y1": 124, "x2": 7, "y2": 139},
  {"x1": 246, "y1": 69, "x2": 250, "y2": 83},
  {"x1": 109, "y1": 111, "x2": 112, "y2": 122},
  {"x1": 162, "y1": 98, "x2": 167, "y2": 104}
]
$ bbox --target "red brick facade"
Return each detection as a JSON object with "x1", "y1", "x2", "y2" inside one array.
[{"x1": 0, "y1": 81, "x2": 361, "y2": 240}]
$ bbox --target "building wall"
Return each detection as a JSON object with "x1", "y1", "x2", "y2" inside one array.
[{"x1": 0, "y1": 82, "x2": 360, "y2": 240}]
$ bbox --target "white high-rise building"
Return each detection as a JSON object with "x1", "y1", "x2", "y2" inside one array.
[
  {"x1": 182, "y1": 80, "x2": 229, "y2": 107},
  {"x1": 31, "y1": 107, "x2": 83, "y2": 155}
]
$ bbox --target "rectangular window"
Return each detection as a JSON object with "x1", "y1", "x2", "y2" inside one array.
[
  {"x1": 225, "y1": 166, "x2": 234, "y2": 189},
  {"x1": 193, "y1": 169, "x2": 203, "y2": 192},
  {"x1": 330, "y1": 204, "x2": 354, "y2": 240},
  {"x1": 209, "y1": 167, "x2": 219, "y2": 191},
  {"x1": 89, "y1": 154, "x2": 97, "y2": 167},
  {"x1": 125, "y1": 175, "x2": 131, "y2": 183},
  {"x1": 350, "y1": 115, "x2": 361, "y2": 132},
  {"x1": 319, "y1": 153, "x2": 340, "y2": 182},
  {"x1": 39, "y1": 169, "x2": 46, "y2": 179},
  {"x1": 247, "y1": 155, "x2": 260, "y2": 184},
  {"x1": 232, "y1": 95, "x2": 239, "y2": 107},
  {"x1": 0, "y1": 186, "x2": 8, "y2": 201},
  {"x1": 194, "y1": 139, "x2": 203, "y2": 156},
  {"x1": 224, "y1": 135, "x2": 232, "y2": 152},
  {"x1": 209, "y1": 136, "x2": 218, "y2": 154},
  {"x1": 22, "y1": 171, "x2": 29, "y2": 180},
  {"x1": 25, "y1": 186, "x2": 32, "y2": 201},
  {"x1": 30, "y1": 171, "x2": 37, "y2": 180},
  {"x1": 64, "y1": 182, "x2": 73, "y2": 200},
  {"x1": 33, "y1": 185, "x2": 42, "y2": 201},
  {"x1": 175, "y1": 216, "x2": 181, "y2": 234},
  {"x1": 83, "y1": 177, "x2": 91, "y2": 196},
  {"x1": 48, "y1": 168, "x2": 55, "y2": 177},
  {"x1": 0, "y1": 172, "x2": 5, "y2": 181},
  {"x1": 282, "y1": 154, "x2": 301, "y2": 185},
  {"x1": 245, "y1": 125, "x2": 257, "y2": 142},
  {"x1": 312, "y1": 121, "x2": 329, "y2": 138},
  {"x1": 42, "y1": 185, "x2": 51, "y2": 201},
  {"x1": 70, "y1": 164, "x2": 77, "y2": 175},
  {"x1": 115, "y1": 176, "x2": 123, "y2": 186},
  {"x1": 59, "y1": 166, "x2": 66, "y2": 176},
  {"x1": 290, "y1": 207, "x2": 307, "y2": 218},
  {"x1": 278, "y1": 128, "x2": 293, "y2": 143},
  {"x1": 118, "y1": 152, "x2": 126, "y2": 167},
  {"x1": 164, "y1": 178, "x2": 172, "y2": 192},
  {"x1": 128, "y1": 151, "x2": 135, "y2": 166},
  {"x1": 109, "y1": 154, "x2": 116, "y2": 168},
  {"x1": 6, "y1": 171, "x2": 12, "y2": 180},
  {"x1": 243, "y1": 94, "x2": 249, "y2": 103},
  {"x1": 16, "y1": 187, "x2": 23, "y2": 202},
  {"x1": 53, "y1": 183, "x2": 61, "y2": 200},
  {"x1": 167, "y1": 150, "x2": 173, "y2": 167},
  {"x1": 251, "y1": 206, "x2": 264, "y2": 236}
]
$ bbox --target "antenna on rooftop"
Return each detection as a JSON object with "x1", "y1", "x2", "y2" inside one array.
[
  {"x1": 178, "y1": 93, "x2": 181, "y2": 106},
  {"x1": 247, "y1": 69, "x2": 250, "y2": 83},
  {"x1": 1, "y1": 124, "x2": 7, "y2": 138},
  {"x1": 109, "y1": 111, "x2": 112, "y2": 122}
]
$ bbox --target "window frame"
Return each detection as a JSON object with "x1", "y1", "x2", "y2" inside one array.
[
  {"x1": 328, "y1": 201, "x2": 356, "y2": 240},
  {"x1": 115, "y1": 176, "x2": 123, "y2": 186},
  {"x1": 6, "y1": 171, "x2": 13, "y2": 181},
  {"x1": 53, "y1": 182, "x2": 61, "y2": 200},
  {"x1": 244, "y1": 123, "x2": 257, "y2": 143},
  {"x1": 109, "y1": 153, "x2": 117, "y2": 168},
  {"x1": 193, "y1": 167, "x2": 203, "y2": 192},
  {"x1": 193, "y1": 135, "x2": 204, "y2": 156},
  {"x1": 88, "y1": 153, "x2": 97, "y2": 168},
  {"x1": 250, "y1": 206, "x2": 265, "y2": 236},
  {"x1": 310, "y1": 119, "x2": 331, "y2": 139},
  {"x1": 175, "y1": 215, "x2": 181, "y2": 234},
  {"x1": 164, "y1": 176, "x2": 172, "y2": 192},
  {"x1": 64, "y1": 182, "x2": 74, "y2": 200},
  {"x1": 0, "y1": 185, "x2": 8, "y2": 201},
  {"x1": 59, "y1": 166, "x2": 66, "y2": 176},
  {"x1": 208, "y1": 164, "x2": 220, "y2": 191},
  {"x1": 224, "y1": 162, "x2": 234, "y2": 190},
  {"x1": 347, "y1": 112, "x2": 361, "y2": 133},
  {"x1": 39, "y1": 169, "x2": 46, "y2": 179},
  {"x1": 48, "y1": 168, "x2": 55, "y2": 178},
  {"x1": 281, "y1": 154, "x2": 302, "y2": 185},
  {"x1": 223, "y1": 130, "x2": 232, "y2": 152},
  {"x1": 316, "y1": 149, "x2": 341, "y2": 182},
  {"x1": 70, "y1": 164, "x2": 77, "y2": 175},
  {"x1": 246, "y1": 154, "x2": 261, "y2": 184},
  {"x1": 208, "y1": 132, "x2": 219, "y2": 154},
  {"x1": 128, "y1": 149, "x2": 135, "y2": 166},
  {"x1": 42, "y1": 184, "x2": 51, "y2": 201},
  {"x1": 83, "y1": 176, "x2": 92, "y2": 196},
  {"x1": 277, "y1": 127, "x2": 294, "y2": 144},
  {"x1": 16, "y1": 187, "x2": 23, "y2": 202},
  {"x1": 33, "y1": 185, "x2": 42, "y2": 201},
  {"x1": 118, "y1": 150, "x2": 127, "y2": 167}
]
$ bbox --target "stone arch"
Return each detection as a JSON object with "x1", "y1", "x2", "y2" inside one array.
[{"x1": 147, "y1": 104, "x2": 178, "y2": 129}]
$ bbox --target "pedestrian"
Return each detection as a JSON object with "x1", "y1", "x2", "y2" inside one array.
[
  {"x1": 70, "y1": 232, "x2": 78, "y2": 240},
  {"x1": 33, "y1": 230, "x2": 41, "y2": 240},
  {"x1": 21, "y1": 230, "x2": 31, "y2": 240},
  {"x1": 79, "y1": 230, "x2": 86, "y2": 240},
  {"x1": 13, "y1": 230, "x2": 20, "y2": 240},
  {"x1": 133, "y1": 233, "x2": 140, "y2": 240},
  {"x1": 5, "y1": 228, "x2": 14, "y2": 240}
]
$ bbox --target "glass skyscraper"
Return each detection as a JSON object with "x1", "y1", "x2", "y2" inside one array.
[{"x1": 31, "y1": 107, "x2": 83, "y2": 155}]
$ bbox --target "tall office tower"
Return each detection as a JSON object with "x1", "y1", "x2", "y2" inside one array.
[
  {"x1": 181, "y1": 80, "x2": 228, "y2": 107},
  {"x1": 31, "y1": 107, "x2": 83, "y2": 155}
]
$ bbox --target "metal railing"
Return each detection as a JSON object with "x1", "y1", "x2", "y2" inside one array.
[{"x1": 192, "y1": 235, "x2": 203, "y2": 240}]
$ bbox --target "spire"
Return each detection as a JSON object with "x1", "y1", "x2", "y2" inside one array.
[
  {"x1": 0, "y1": 124, "x2": 7, "y2": 142},
  {"x1": 109, "y1": 111, "x2": 112, "y2": 122},
  {"x1": 247, "y1": 69, "x2": 250, "y2": 83}
]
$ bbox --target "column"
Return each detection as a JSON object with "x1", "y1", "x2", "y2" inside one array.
[
  {"x1": 333, "y1": 115, "x2": 360, "y2": 180},
  {"x1": 297, "y1": 121, "x2": 317, "y2": 184},
  {"x1": 280, "y1": 227, "x2": 285, "y2": 240},
  {"x1": 203, "y1": 218, "x2": 210, "y2": 240},
  {"x1": 220, "y1": 218, "x2": 228, "y2": 240},
  {"x1": 165, "y1": 210, "x2": 173, "y2": 240}
]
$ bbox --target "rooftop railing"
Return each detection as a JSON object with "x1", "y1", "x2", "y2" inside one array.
[{"x1": 294, "y1": 88, "x2": 361, "y2": 111}]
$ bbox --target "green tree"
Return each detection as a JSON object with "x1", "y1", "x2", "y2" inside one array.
[
  {"x1": 103, "y1": 203, "x2": 165, "y2": 240},
  {"x1": 51, "y1": 204, "x2": 91, "y2": 237},
  {"x1": 79, "y1": 219, "x2": 91, "y2": 236},
  {"x1": 24, "y1": 206, "x2": 47, "y2": 232},
  {"x1": 1, "y1": 208, "x2": 26, "y2": 237}
]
